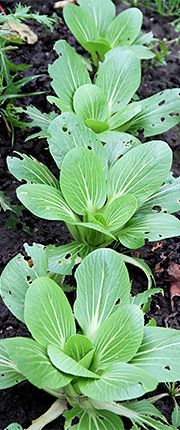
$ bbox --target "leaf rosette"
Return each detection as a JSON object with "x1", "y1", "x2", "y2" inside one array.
[
  {"x1": 5, "y1": 122, "x2": 180, "y2": 285},
  {"x1": 63, "y1": 0, "x2": 155, "y2": 65},
  {"x1": 1, "y1": 249, "x2": 180, "y2": 429},
  {"x1": 47, "y1": 40, "x2": 180, "y2": 139}
]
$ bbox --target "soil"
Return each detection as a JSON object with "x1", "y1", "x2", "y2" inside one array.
[{"x1": 0, "y1": 0, "x2": 180, "y2": 429}]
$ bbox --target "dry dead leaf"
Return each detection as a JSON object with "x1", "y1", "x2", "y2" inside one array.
[
  {"x1": 167, "y1": 263, "x2": 180, "y2": 310},
  {"x1": 151, "y1": 242, "x2": 163, "y2": 252},
  {"x1": 54, "y1": 0, "x2": 76, "y2": 9},
  {"x1": 2, "y1": 22, "x2": 38, "y2": 44}
]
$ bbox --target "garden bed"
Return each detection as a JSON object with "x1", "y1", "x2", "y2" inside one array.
[{"x1": 0, "y1": 0, "x2": 180, "y2": 428}]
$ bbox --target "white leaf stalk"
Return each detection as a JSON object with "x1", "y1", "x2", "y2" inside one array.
[{"x1": 26, "y1": 398, "x2": 68, "y2": 430}]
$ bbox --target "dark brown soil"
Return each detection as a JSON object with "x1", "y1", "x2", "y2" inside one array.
[{"x1": 0, "y1": 1, "x2": 180, "y2": 429}]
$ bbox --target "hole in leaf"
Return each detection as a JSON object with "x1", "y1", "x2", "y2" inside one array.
[
  {"x1": 115, "y1": 298, "x2": 120, "y2": 305},
  {"x1": 164, "y1": 365, "x2": 170, "y2": 370},
  {"x1": 145, "y1": 231, "x2": 150, "y2": 234},
  {"x1": 26, "y1": 276, "x2": 32, "y2": 283},
  {"x1": 159, "y1": 91, "x2": 164, "y2": 96},
  {"x1": 68, "y1": 131, "x2": 72, "y2": 135},
  {"x1": 161, "y1": 117, "x2": 165, "y2": 122},
  {"x1": 62, "y1": 125, "x2": 68, "y2": 132},
  {"x1": 9, "y1": 290, "x2": 12, "y2": 295},
  {"x1": 169, "y1": 112, "x2": 180, "y2": 117},
  {"x1": 16, "y1": 379, "x2": 19, "y2": 383},
  {"x1": 127, "y1": 37, "x2": 130, "y2": 41},
  {"x1": 164, "y1": 210, "x2": 167, "y2": 213},
  {"x1": 159, "y1": 234, "x2": 162, "y2": 238},
  {"x1": 152, "y1": 124, "x2": 155, "y2": 127},
  {"x1": 28, "y1": 258, "x2": 34, "y2": 267},
  {"x1": 117, "y1": 100, "x2": 121, "y2": 104},
  {"x1": 158, "y1": 100, "x2": 165, "y2": 106},
  {"x1": 87, "y1": 146, "x2": 92, "y2": 150},
  {"x1": 178, "y1": 199, "x2": 180, "y2": 203},
  {"x1": 152, "y1": 205, "x2": 161, "y2": 212},
  {"x1": 65, "y1": 253, "x2": 71, "y2": 259},
  {"x1": 1, "y1": 373, "x2": 5, "y2": 377},
  {"x1": 145, "y1": 188, "x2": 150, "y2": 193},
  {"x1": 99, "y1": 416, "x2": 105, "y2": 420}
]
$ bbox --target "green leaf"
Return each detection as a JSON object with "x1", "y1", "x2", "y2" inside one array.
[
  {"x1": 96, "y1": 50, "x2": 141, "y2": 113},
  {"x1": 102, "y1": 194, "x2": 138, "y2": 232},
  {"x1": 137, "y1": 172, "x2": 180, "y2": 215},
  {"x1": 172, "y1": 402, "x2": 180, "y2": 428},
  {"x1": 24, "y1": 243, "x2": 48, "y2": 278},
  {"x1": 78, "y1": 0, "x2": 116, "y2": 36},
  {"x1": 48, "y1": 40, "x2": 91, "y2": 112},
  {"x1": 91, "y1": 399, "x2": 176, "y2": 430},
  {"x1": 126, "y1": 44, "x2": 155, "y2": 59},
  {"x1": 131, "y1": 288, "x2": 162, "y2": 308},
  {"x1": 63, "y1": 4, "x2": 99, "y2": 48},
  {"x1": 108, "y1": 103, "x2": 142, "y2": 130},
  {"x1": 0, "y1": 243, "x2": 48, "y2": 322},
  {"x1": 130, "y1": 326, "x2": 180, "y2": 382},
  {"x1": 79, "y1": 361, "x2": 157, "y2": 401},
  {"x1": 105, "y1": 8, "x2": 143, "y2": 48},
  {"x1": 74, "y1": 408, "x2": 124, "y2": 429},
  {"x1": 48, "y1": 345, "x2": 99, "y2": 378},
  {"x1": 107, "y1": 141, "x2": 172, "y2": 205},
  {"x1": 64, "y1": 334, "x2": 94, "y2": 363},
  {"x1": 84, "y1": 38, "x2": 111, "y2": 65},
  {"x1": 7, "y1": 153, "x2": 60, "y2": 188},
  {"x1": 122, "y1": 89, "x2": 180, "y2": 137},
  {"x1": 0, "y1": 343, "x2": 25, "y2": 389},
  {"x1": 67, "y1": 221, "x2": 116, "y2": 246},
  {"x1": 63, "y1": 404, "x2": 124, "y2": 430},
  {"x1": 85, "y1": 118, "x2": 109, "y2": 133},
  {"x1": 118, "y1": 213, "x2": 180, "y2": 249},
  {"x1": 17, "y1": 184, "x2": 78, "y2": 223},
  {"x1": 73, "y1": 84, "x2": 109, "y2": 123},
  {"x1": 92, "y1": 304, "x2": 144, "y2": 367},
  {"x1": 119, "y1": 253, "x2": 155, "y2": 289},
  {"x1": 60, "y1": 148, "x2": 106, "y2": 215},
  {"x1": 74, "y1": 249, "x2": 131, "y2": 338},
  {"x1": 47, "y1": 112, "x2": 108, "y2": 178},
  {"x1": 17, "y1": 105, "x2": 58, "y2": 140},
  {"x1": 103, "y1": 44, "x2": 155, "y2": 63},
  {"x1": 24, "y1": 277, "x2": 76, "y2": 349},
  {"x1": 46, "y1": 242, "x2": 88, "y2": 275},
  {"x1": 2, "y1": 338, "x2": 72, "y2": 389},
  {"x1": 102, "y1": 132, "x2": 141, "y2": 168}
]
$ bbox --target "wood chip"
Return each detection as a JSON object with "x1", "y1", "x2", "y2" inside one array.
[{"x1": 54, "y1": 0, "x2": 76, "y2": 9}]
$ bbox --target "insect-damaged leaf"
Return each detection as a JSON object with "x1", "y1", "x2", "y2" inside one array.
[{"x1": 0, "y1": 243, "x2": 48, "y2": 322}]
